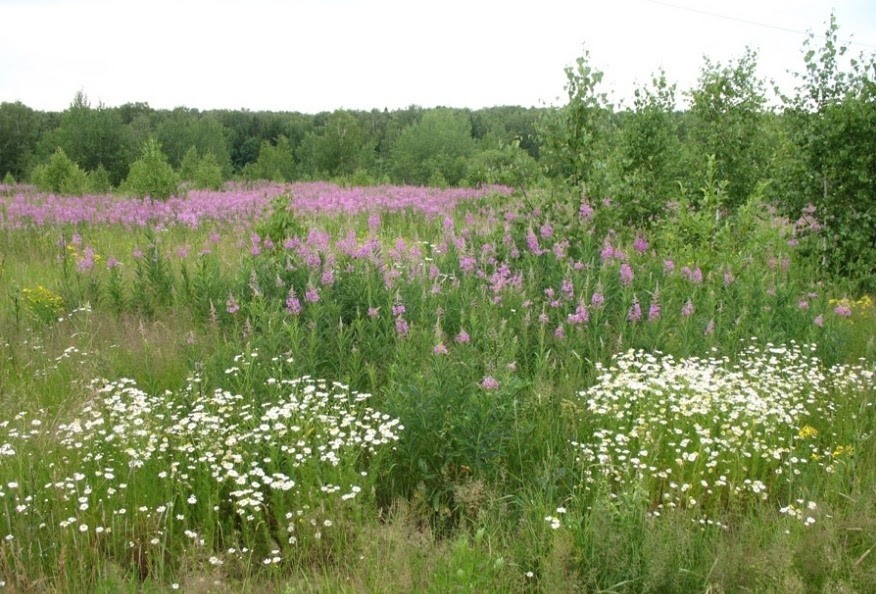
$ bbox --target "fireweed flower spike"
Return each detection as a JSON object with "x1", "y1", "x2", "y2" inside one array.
[
  {"x1": 681, "y1": 298, "x2": 695, "y2": 317},
  {"x1": 226, "y1": 295, "x2": 240, "y2": 314}
]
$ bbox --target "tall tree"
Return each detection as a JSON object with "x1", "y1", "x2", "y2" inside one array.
[
  {"x1": 538, "y1": 49, "x2": 612, "y2": 192},
  {"x1": 778, "y1": 14, "x2": 876, "y2": 279},
  {"x1": 686, "y1": 49, "x2": 771, "y2": 209},
  {"x1": 0, "y1": 101, "x2": 45, "y2": 180},
  {"x1": 389, "y1": 108, "x2": 475, "y2": 186},
  {"x1": 54, "y1": 91, "x2": 136, "y2": 185}
]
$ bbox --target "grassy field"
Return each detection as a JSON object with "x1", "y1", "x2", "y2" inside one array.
[{"x1": 1, "y1": 182, "x2": 875, "y2": 593}]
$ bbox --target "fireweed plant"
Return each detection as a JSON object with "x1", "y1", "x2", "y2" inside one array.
[{"x1": 1, "y1": 182, "x2": 875, "y2": 590}]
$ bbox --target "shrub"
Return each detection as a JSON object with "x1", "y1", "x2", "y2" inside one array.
[
  {"x1": 31, "y1": 148, "x2": 88, "y2": 195},
  {"x1": 123, "y1": 138, "x2": 179, "y2": 200},
  {"x1": 180, "y1": 147, "x2": 225, "y2": 190}
]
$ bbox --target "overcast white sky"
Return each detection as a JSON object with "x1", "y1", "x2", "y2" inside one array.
[{"x1": 1, "y1": 0, "x2": 874, "y2": 113}]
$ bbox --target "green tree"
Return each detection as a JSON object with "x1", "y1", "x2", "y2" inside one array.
[
  {"x1": 179, "y1": 147, "x2": 225, "y2": 190},
  {"x1": 31, "y1": 148, "x2": 88, "y2": 195},
  {"x1": 610, "y1": 71, "x2": 685, "y2": 224},
  {"x1": 54, "y1": 91, "x2": 136, "y2": 186},
  {"x1": 778, "y1": 14, "x2": 876, "y2": 280},
  {"x1": 124, "y1": 139, "x2": 179, "y2": 200},
  {"x1": 245, "y1": 135, "x2": 298, "y2": 182},
  {"x1": 465, "y1": 141, "x2": 539, "y2": 191},
  {"x1": 0, "y1": 101, "x2": 45, "y2": 180},
  {"x1": 389, "y1": 109, "x2": 475, "y2": 186},
  {"x1": 685, "y1": 49, "x2": 772, "y2": 209},
  {"x1": 300, "y1": 110, "x2": 371, "y2": 178},
  {"x1": 156, "y1": 110, "x2": 233, "y2": 176},
  {"x1": 538, "y1": 49, "x2": 612, "y2": 191}
]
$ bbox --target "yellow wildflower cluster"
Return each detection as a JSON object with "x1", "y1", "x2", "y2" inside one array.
[
  {"x1": 797, "y1": 425, "x2": 819, "y2": 439},
  {"x1": 21, "y1": 285, "x2": 65, "y2": 321},
  {"x1": 832, "y1": 445, "x2": 854, "y2": 458},
  {"x1": 829, "y1": 295, "x2": 874, "y2": 316},
  {"x1": 66, "y1": 243, "x2": 102, "y2": 267}
]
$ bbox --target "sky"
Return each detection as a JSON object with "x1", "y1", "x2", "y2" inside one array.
[{"x1": 1, "y1": 0, "x2": 875, "y2": 113}]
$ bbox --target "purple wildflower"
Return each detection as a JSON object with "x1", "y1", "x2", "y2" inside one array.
[
  {"x1": 285, "y1": 289, "x2": 302, "y2": 315},
  {"x1": 633, "y1": 235, "x2": 649, "y2": 253},
  {"x1": 226, "y1": 295, "x2": 240, "y2": 314},
  {"x1": 481, "y1": 376, "x2": 499, "y2": 391},
  {"x1": 395, "y1": 316, "x2": 409, "y2": 337},
  {"x1": 627, "y1": 299, "x2": 642, "y2": 322},
  {"x1": 620, "y1": 263, "x2": 634, "y2": 286},
  {"x1": 567, "y1": 302, "x2": 590, "y2": 325},
  {"x1": 648, "y1": 298, "x2": 661, "y2": 322},
  {"x1": 681, "y1": 298, "x2": 695, "y2": 318}
]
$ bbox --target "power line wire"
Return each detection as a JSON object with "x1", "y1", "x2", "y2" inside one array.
[{"x1": 637, "y1": 0, "x2": 876, "y2": 50}]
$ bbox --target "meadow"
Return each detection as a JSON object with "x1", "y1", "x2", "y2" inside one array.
[{"x1": 1, "y1": 181, "x2": 875, "y2": 593}]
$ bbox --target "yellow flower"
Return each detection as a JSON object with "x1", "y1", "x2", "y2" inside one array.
[
  {"x1": 831, "y1": 445, "x2": 854, "y2": 458},
  {"x1": 797, "y1": 425, "x2": 819, "y2": 439}
]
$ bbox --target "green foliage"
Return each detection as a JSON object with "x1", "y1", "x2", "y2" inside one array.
[
  {"x1": 0, "y1": 101, "x2": 45, "y2": 180},
  {"x1": 465, "y1": 142, "x2": 539, "y2": 190},
  {"x1": 31, "y1": 147, "x2": 89, "y2": 195},
  {"x1": 179, "y1": 147, "x2": 225, "y2": 190},
  {"x1": 777, "y1": 14, "x2": 876, "y2": 280},
  {"x1": 156, "y1": 110, "x2": 233, "y2": 176},
  {"x1": 609, "y1": 71, "x2": 684, "y2": 225},
  {"x1": 390, "y1": 109, "x2": 476, "y2": 186},
  {"x1": 538, "y1": 49, "x2": 612, "y2": 192},
  {"x1": 257, "y1": 193, "x2": 306, "y2": 244},
  {"x1": 686, "y1": 49, "x2": 772, "y2": 209},
  {"x1": 53, "y1": 91, "x2": 136, "y2": 185},
  {"x1": 303, "y1": 110, "x2": 371, "y2": 178},
  {"x1": 123, "y1": 139, "x2": 179, "y2": 200},
  {"x1": 87, "y1": 164, "x2": 113, "y2": 193},
  {"x1": 245, "y1": 135, "x2": 298, "y2": 182}
]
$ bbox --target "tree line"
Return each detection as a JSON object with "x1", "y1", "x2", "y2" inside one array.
[{"x1": 1, "y1": 16, "x2": 874, "y2": 282}]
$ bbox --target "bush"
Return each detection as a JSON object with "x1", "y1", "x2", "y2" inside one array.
[
  {"x1": 31, "y1": 148, "x2": 88, "y2": 195},
  {"x1": 466, "y1": 143, "x2": 539, "y2": 190},
  {"x1": 123, "y1": 138, "x2": 179, "y2": 200},
  {"x1": 180, "y1": 147, "x2": 225, "y2": 190},
  {"x1": 87, "y1": 164, "x2": 112, "y2": 194}
]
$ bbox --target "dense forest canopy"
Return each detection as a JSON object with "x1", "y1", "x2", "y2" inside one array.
[{"x1": 1, "y1": 16, "x2": 874, "y2": 282}]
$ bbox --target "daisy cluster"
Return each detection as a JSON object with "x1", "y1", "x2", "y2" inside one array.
[
  {"x1": 0, "y1": 353, "x2": 402, "y2": 562},
  {"x1": 572, "y1": 342, "x2": 874, "y2": 522}
]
